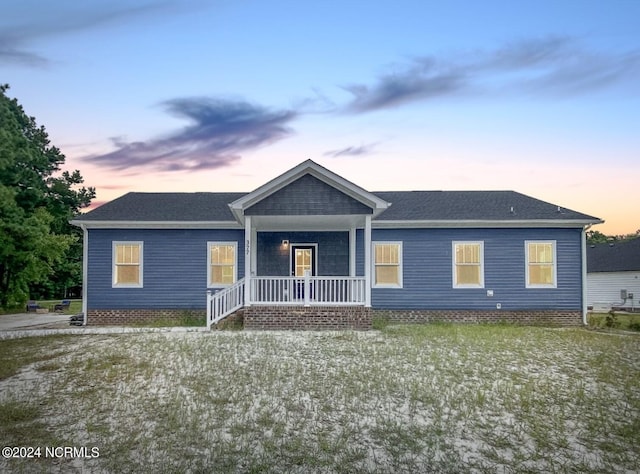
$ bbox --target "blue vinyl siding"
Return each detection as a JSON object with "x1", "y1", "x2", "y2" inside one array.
[
  {"x1": 87, "y1": 226, "x2": 584, "y2": 311},
  {"x1": 371, "y1": 227, "x2": 583, "y2": 310},
  {"x1": 87, "y1": 229, "x2": 244, "y2": 310},
  {"x1": 356, "y1": 229, "x2": 365, "y2": 277},
  {"x1": 256, "y1": 231, "x2": 350, "y2": 276}
]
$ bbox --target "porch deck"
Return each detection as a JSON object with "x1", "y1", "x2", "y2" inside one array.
[{"x1": 207, "y1": 276, "x2": 366, "y2": 328}]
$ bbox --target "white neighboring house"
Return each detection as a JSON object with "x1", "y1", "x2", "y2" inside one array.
[{"x1": 587, "y1": 237, "x2": 640, "y2": 312}]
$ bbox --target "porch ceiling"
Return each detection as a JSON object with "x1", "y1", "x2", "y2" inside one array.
[{"x1": 250, "y1": 214, "x2": 366, "y2": 231}]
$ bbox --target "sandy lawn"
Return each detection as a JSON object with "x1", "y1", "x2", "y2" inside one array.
[{"x1": 1, "y1": 325, "x2": 639, "y2": 473}]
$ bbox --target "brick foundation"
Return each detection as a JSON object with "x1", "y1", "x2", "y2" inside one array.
[
  {"x1": 373, "y1": 309, "x2": 583, "y2": 326},
  {"x1": 87, "y1": 307, "x2": 582, "y2": 328},
  {"x1": 244, "y1": 305, "x2": 372, "y2": 330},
  {"x1": 87, "y1": 309, "x2": 205, "y2": 326}
]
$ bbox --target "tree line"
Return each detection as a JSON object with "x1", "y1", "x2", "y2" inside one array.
[
  {"x1": 586, "y1": 229, "x2": 640, "y2": 245},
  {"x1": 0, "y1": 85, "x2": 95, "y2": 308}
]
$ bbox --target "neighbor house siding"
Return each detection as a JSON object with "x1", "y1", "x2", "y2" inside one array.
[
  {"x1": 87, "y1": 228, "x2": 244, "y2": 310},
  {"x1": 370, "y1": 227, "x2": 583, "y2": 311},
  {"x1": 587, "y1": 271, "x2": 640, "y2": 310}
]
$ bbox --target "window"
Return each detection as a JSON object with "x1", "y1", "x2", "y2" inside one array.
[
  {"x1": 208, "y1": 242, "x2": 237, "y2": 287},
  {"x1": 373, "y1": 242, "x2": 403, "y2": 288},
  {"x1": 113, "y1": 242, "x2": 143, "y2": 287},
  {"x1": 453, "y1": 241, "x2": 484, "y2": 288},
  {"x1": 526, "y1": 241, "x2": 556, "y2": 288}
]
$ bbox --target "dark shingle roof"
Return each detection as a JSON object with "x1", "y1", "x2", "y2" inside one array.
[
  {"x1": 373, "y1": 190, "x2": 597, "y2": 221},
  {"x1": 76, "y1": 192, "x2": 246, "y2": 221},
  {"x1": 74, "y1": 190, "x2": 600, "y2": 224},
  {"x1": 587, "y1": 238, "x2": 640, "y2": 273}
]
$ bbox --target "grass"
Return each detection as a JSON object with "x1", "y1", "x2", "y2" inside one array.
[
  {"x1": 0, "y1": 335, "x2": 75, "y2": 380},
  {"x1": 0, "y1": 299, "x2": 82, "y2": 315},
  {"x1": 0, "y1": 326, "x2": 638, "y2": 473},
  {"x1": 588, "y1": 311, "x2": 640, "y2": 331},
  {"x1": 128, "y1": 311, "x2": 206, "y2": 328}
]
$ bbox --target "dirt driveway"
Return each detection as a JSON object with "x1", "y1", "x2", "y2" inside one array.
[{"x1": 0, "y1": 312, "x2": 72, "y2": 330}]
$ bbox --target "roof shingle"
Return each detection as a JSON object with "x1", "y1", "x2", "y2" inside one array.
[
  {"x1": 74, "y1": 190, "x2": 599, "y2": 223},
  {"x1": 587, "y1": 238, "x2": 640, "y2": 272}
]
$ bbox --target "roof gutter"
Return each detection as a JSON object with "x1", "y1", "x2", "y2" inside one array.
[
  {"x1": 582, "y1": 223, "x2": 595, "y2": 326},
  {"x1": 69, "y1": 220, "x2": 241, "y2": 229},
  {"x1": 79, "y1": 223, "x2": 88, "y2": 326},
  {"x1": 373, "y1": 219, "x2": 603, "y2": 229}
]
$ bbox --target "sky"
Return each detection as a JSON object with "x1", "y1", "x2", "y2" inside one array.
[{"x1": 2, "y1": 0, "x2": 639, "y2": 235}]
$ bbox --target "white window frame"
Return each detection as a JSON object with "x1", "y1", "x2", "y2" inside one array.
[
  {"x1": 208, "y1": 241, "x2": 238, "y2": 288},
  {"x1": 372, "y1": 241, "x2": 403, "y2": 288},
  {"x1": 452, "y1": 241, "x2": 485, "y2": 288},
  {"x1": 525, "y1": 240, "x2": 557, "y2": 288},
  {"x1": 112, "y1": 241, "x2": 144, "y2": 288}
]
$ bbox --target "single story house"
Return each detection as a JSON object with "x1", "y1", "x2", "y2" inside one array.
[
  {"x1": 71, "y1": 160, "x2": 602, "y2": 329},
  {"x1": 587, "y1": 238, "x2": 640, "y2": 312}
]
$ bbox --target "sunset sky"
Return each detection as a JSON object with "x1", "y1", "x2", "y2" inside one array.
[{"x1": 3, "y1": 0, "x2": 639, "y2": 234}]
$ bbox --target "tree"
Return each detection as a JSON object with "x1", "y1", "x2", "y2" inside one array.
[
  {"x1": 587, "y1": 229, "x2": 640, "y2": 245},
  {"x1": 586, "y1": 230, "x2": 609, "y2": 244},
  {"x1": 0, "y1": 84, "x2": 95, "y2": 307}
]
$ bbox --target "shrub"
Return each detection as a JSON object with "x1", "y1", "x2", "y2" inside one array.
[{"x1": 605, "y1": 311, "x2": 619, "y2": 328}]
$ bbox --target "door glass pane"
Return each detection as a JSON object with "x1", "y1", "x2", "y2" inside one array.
[{"x1": 295, "y1": 249, "x2": 313, "y2": 277}]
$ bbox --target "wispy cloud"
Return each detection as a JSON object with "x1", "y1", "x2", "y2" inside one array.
[
  {"x1": 83, "y1": 97, "x2": 297, "y2": 172},
  {"x1": 0, "y1": 44, "x2": 48, "y2": 67},
  {"x1": 343, "y1": 37, "x2": 640, "y2": 113},
  {"x1": 323, "y1": 143, "x2": 378, "y2": 158},
  {"x1": 0, "y1": 1, "x2": 191, "y2": 67},
  {"x1": 343, "y1": 61, "x2": 465, "y2": 113}
]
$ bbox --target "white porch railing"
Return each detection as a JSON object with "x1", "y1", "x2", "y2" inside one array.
[
  {"x1": 249, "y1": 276, "x2": 366, "y2": 306},
  {"x1": 207, "y1": 276, "x2": 366, "y2": 328},
  {"x1": 207, "y1": 277, "x2": 245, "y2": 328}
]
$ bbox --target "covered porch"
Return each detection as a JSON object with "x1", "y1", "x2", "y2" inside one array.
[
  {"x1": 206, "y1": 160, "x2": 390, "y2": 328},
  {"x1": 207, "y1": 218, "x2": 372, "y2": 328}
]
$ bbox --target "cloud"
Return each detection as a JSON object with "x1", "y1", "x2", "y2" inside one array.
[
  {"x1": 323, "y1": 143, "x2": 377, "y2": 158},
  {"x1": 83, "y1": 97, "x2": 297, "y2": 172},
  {"x1": 343, "y1": 37, "x2": 640, "y2": 113},
  {"x1": 0, "y1": 24, "x2": 51, "y2": 67},
  {"x1": 0, "y1": 44, "x2": 48, "y2": 67},
  {"x1": 343, "y1": 61, "x2": 466, "y2": 113},
  {"x1": 0, "y1": 1, "x2": 192, "y2": 67}
]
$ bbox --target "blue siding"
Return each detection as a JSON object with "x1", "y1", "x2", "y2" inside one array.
[
  {"x1": 371, "y1": 228, "x2": 583, "y2": 310},
  {"x1": 356, "y1": 229, "x2": 365, "y2": 277},
  {"x1": 87, "y1": 226, "x2": 584, "y2": 312},
  {"x1": 256, "y1": 231, "x2": 350, "y2": 276},
  {"x1": 87, "y1": 229, "x2": 244, "y2": 310}
]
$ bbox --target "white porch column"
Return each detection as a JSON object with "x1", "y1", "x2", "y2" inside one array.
[
  {"x1": 251, "y1": 225, "x2": 258, "y2": 277},
  {"x1": 244, "y1": 215, "x2": 252, "y2": 306},
  {"x1": 364, "y1": 215, "x2": 372, "y2": 307},
  {"x1": 349, "y1": 227, "x2": 356, "y2": 277}
]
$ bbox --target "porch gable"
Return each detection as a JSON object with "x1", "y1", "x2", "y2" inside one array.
[
  {"x1": 229, "y1": 159, "x2": 390, "y2": 224},
  {"x1": 245, "y1": 174, "x2": 373, "y2": 216}
]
